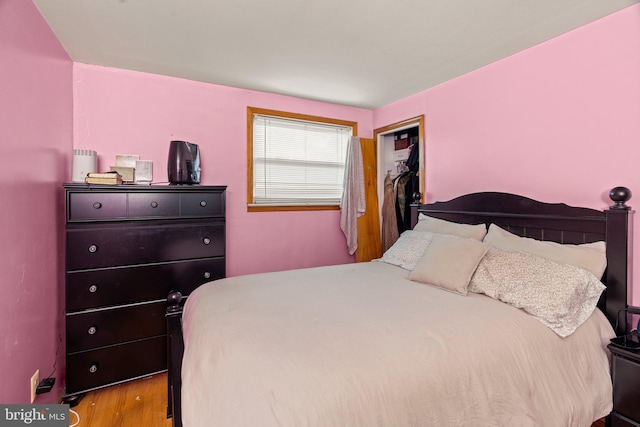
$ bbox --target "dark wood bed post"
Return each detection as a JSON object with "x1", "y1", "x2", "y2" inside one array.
[
  {"x1": 166, "y1": 291, "x2": 184, "y2": 427},
  {"x1": 604, "y1": 186, "x2": 633, "y2": 335},
  {"x1": 410, "y1": 191, "x2": 422, "y2": 228}
]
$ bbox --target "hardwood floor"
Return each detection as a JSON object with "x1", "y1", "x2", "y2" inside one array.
[
  {"x1": 70, "y1": 374, "x2": 172, "y2": 427},
  {"x1": 70, "y1": 373, "x2": 608, "y2": 427}
]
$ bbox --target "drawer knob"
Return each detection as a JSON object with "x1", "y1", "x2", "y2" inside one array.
[
  {"x1": 89, "y1": 364, "x2": 98, "y2": 374},
  {"x1": 203, "y1": 237, "x2": 211, "y2": 245},
  {"x1": 93, "y1": 202, "x2": 102, "y2": 209},
  {"x1": 89, "y1": 284, "x2": 98, "y2": 293},
  {"x1": 203, "y1": 272, "x2": 211, "y2": 279},
  {"x1": 150, "y1": 201, "x2": 158, "y2": 208},
  {"x1": 88, "y1": 326, "x2": 97, "y2": 335},
  {"x1": 200, "y1": 200, "x2": 207, "y2": 207},
  {"x1": 88, "y1": 244, "x2": 98, "y2": 253}
]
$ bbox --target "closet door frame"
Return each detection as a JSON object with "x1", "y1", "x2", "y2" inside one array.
[{"x1": 373, "y1": 116, "x2": 425, "y2": 221}]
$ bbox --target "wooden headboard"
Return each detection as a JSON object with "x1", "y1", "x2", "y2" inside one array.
[{"x1": 409, "y1": 188, "x2": 633, "y2": 335}]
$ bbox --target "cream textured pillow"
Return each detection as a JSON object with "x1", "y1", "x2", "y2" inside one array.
[
  {"x1": 483, "y1": 224, "x2": 607, "y2": 278},
  {"x1": 414, "y1": 214, "x2": 487, "y2": 241},
  {"x1": 379, "y1": 230, "x2": 434, "y2": 270},
  {"x1": 408, "y1": 235, "x2": 489, "y2": 295},
  {"x1": 469, "y1": 249, "x2": 606, "y2": 337}
]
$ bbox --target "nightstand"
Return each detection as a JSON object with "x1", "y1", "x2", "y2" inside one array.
[{"x1": 609, "y1": 342, "x2": 640, "y2": 426}]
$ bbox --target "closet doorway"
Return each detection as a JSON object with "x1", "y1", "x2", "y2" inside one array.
[{"x1": 373, "y1": 116, "x2": 425, "y2": 247}]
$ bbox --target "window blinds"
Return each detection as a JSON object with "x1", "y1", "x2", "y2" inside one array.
[{"x1": 252, "y1": 114, "x2": 352, "y2": 205}]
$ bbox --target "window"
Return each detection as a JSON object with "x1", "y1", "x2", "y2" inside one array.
[{"x1": 247, "y1": 107, "x2": 357, "y2": 211}]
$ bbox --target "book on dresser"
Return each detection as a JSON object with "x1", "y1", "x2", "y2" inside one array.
[
  {"x1": 62, "y1": 184, "x2": 227, "y2": 404},
  {"x1": 85, "y1": 172, "x2": 123, "y2": 185}
]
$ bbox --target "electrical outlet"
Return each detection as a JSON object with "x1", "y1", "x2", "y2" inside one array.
[{"x1": 30, "y1": 370, "x2": 39, "y2": 403}]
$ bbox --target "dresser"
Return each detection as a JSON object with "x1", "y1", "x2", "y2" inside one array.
[{"x1": 63, "y1": 184, "x2": 226, "y2": 400}]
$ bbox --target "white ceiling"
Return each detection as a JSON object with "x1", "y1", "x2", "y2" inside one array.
[{"x1": 33, "y1": 0, "x2": 638, "y2": 109}]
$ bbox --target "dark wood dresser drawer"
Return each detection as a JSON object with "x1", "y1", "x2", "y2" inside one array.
[
  {"x1": 180, "y1": 191, "x2": 224, "y2": 217},
  {"x1": 67, "y1": 187, "x2": 225, "y2": 222},
  {"x1": 66, "y1": 222, "x2": 225, "y2": 270},
  {"x1": 68, "y1": 192, "x2": 127, "y2": 221},
  {"x1": 66, "y1": 258, "x2": 225, "y2": 312},
  {"x1": 66, "y1": 336, "x2": 166, "y2": 395},
  {"x1": 127, "y1": 192, "x2": 180, "y2": 218},
  {"x1": 67, "y1": 302, "x2": 166, "y2": 353}
]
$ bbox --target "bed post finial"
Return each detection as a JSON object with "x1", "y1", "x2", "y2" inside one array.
[
  {"x1": 410, "y1": 192, "x2": 423, "y2": 229},
  {"x1": 609, "y1": 186, "x2": 632, "y2": 210},
  {"x1": 412, "y1": 191, "x2": 422, "y2": 204},
  {"x1": 167, "y1": 291, "x2": 183, "y2": 313}
]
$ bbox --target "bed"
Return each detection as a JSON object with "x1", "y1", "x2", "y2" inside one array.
[{"x1": 166, "y1": 188, "x2": 633, "y2": 427}]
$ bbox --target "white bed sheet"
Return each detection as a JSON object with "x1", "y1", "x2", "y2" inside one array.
[{"x1": 181, "y1": 261, "x2": 615, "y2": 427}]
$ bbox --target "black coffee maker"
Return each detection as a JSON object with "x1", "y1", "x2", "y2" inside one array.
[{"x1": 167, "y1": 140, "x2": 201, "y2": 184}]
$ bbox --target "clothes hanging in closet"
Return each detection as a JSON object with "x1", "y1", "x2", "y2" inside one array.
[
  {"x1": 381, "y1": 172, "x2": 399, "y2": 252},
  {"x1": 405, "y1": 140, "x2": 420, "y2": 172},
  {"x1": 394, "y1": 171, "x2": 417, "y2": 234},
  {"x1": 394, "y1": 143, "x2": 420, "y2": 234}
]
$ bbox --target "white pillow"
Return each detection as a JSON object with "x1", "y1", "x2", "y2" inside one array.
[
  {"x1": 379, "y1": 230, "x2": 434, "y2": 270},
  {"x1": 469, "y1": 249, "x2": 605, "y2": 337},
  {"x1": 483, "y1": 224, "x2": 607, "y2": 278},
  {"x1": 408, "y1": 235, "x2": 489, "y2": 295},
  {"x1": 414, "y1": 214, "x2": 487, "y2": 241}
]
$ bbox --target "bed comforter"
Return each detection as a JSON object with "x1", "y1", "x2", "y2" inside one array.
[{"x1": 181, "y1": 261, "x2": 614, "y2": 427}]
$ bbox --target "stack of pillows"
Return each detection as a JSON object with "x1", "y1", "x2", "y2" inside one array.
[{"x1": 380, "y1": 214, "x2": 608, "y2": 337}]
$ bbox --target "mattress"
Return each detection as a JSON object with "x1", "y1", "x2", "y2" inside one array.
[{"x1": 181, "y1": 261, "x2": 615, "y2": 427}]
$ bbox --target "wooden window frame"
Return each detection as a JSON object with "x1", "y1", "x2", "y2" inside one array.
[{"x1": 247, "y1": 107, "x2": 358, "y2": 212}]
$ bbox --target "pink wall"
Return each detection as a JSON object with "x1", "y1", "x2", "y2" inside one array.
[
  {"x1": 0, "y1": 0, "x2": 72, "y2": 403},
  {"x1": 73, "y1": 65, "x2": 373, "y2": 276},
  {"x1": 4, "y1": 0, "x2": 636, "y2": 405},
  {"x1": 375, "y1": 5, "x2": 640, "y2": 306}
]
